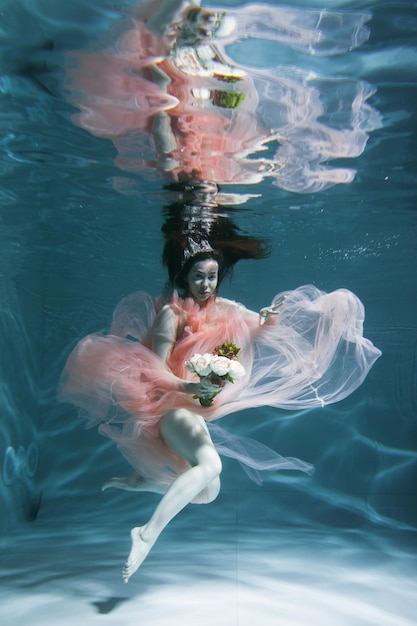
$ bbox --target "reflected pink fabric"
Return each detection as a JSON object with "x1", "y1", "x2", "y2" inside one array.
[
  {"x1": 67, "y1": 21, "x2": 264, "y2": 183},
  {"x1": 64, "y1": 11, "x2": 381, "y2": 192}
]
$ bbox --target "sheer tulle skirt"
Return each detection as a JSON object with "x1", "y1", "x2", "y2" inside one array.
[{"x1": 59, "y1": 286, "x2": 380, "y2": 485}]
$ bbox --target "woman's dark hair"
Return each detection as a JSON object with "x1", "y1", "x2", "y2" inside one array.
[{"x1": 161, "y1": 182, "x2": 270, "y2": 294}]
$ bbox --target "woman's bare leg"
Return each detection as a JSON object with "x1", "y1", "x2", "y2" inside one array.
[
  {"x1": 103, "y1": 470, "x2": 220, "y2": 502},
  {"x1": 122, "y1": 408, "x2": 222, "y2": 581},
  {"x1": 102, "y1": 473, "x2": 167, "y2": 494}
]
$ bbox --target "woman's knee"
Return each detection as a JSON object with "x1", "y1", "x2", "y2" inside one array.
[
  {"x1": 198, "y1": 445, "x2": 222, "y2": 481},
  {"x1": 194, "y1": 475, "x2": 221, "y2": 504},
  {"x1": 207, "y1": 475, "x2": 221, "y2": 502}
]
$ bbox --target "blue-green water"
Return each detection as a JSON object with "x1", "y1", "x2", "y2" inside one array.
[{"x1": 0, "y1": 0, "x2": 416, "y2": 623}]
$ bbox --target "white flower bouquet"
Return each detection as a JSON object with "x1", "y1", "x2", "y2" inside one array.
[{"x1": 185, "y1": 341, "x2": 246, "y2": 407}]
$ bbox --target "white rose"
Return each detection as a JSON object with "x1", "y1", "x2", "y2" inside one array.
[
  {"x1": 229, "y1": 360, "x2": 246, "y2": 380},
  {"x1": 210, "y1": 355, "x2": 232, "y2": 377},
  {"x1": 185, "y1": 359, "x2": 196, "y2": 373},
  {"x1": 188, "y1": 353, "x2": 213, "y2": 377}
]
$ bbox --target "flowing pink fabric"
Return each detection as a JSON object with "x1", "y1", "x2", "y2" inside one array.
[{"x1": 59, "y1": 286, "x2": 381, "y2": 484}]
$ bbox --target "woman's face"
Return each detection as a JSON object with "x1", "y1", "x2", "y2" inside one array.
[{"x1": 186, "y1": 258, "x2": 219, "y2": 304}]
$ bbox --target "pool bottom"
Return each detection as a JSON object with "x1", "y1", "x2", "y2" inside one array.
[{"x1": 0, "y1": 489, "x2": 415, "y2": 626}]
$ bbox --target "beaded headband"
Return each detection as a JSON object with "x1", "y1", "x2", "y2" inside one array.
[{"x1": 181, "y1": 237, "x2": 215, "y2": 267}]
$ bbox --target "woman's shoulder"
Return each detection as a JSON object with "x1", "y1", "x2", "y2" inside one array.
[
  {"x1": 156, "y1": 301, "x2": 180, "y2": 320},
  {"x1": 156, "y1": 292, "x2": 189, "y2": 323}
]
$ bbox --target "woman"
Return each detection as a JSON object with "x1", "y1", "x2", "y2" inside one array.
[
  {"x1": 60, "y1": 213, "x2": 381, "y2": 581},
  {"x1": 109, "y1": 249, "x2": 242, "y2": 581}
]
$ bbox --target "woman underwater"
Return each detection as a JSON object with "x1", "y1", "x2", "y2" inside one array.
[{"x1": 60, "y1": 194, "x2": 381, "y2": 581}]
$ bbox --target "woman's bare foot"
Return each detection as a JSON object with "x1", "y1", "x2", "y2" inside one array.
[
  {"x1": 102, "y1": 471, "x2": 145, "y2": 492},
  {"x1": 123, "y1": 526, "x2": 155, "y2": 582}
]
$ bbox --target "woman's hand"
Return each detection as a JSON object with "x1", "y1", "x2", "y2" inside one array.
[
  {"x1": 177, "y1": 378, "x2": 223, "y2": 400},
  {"x1": 259, "y1": 295, "x2": 287, "y2": 325}
]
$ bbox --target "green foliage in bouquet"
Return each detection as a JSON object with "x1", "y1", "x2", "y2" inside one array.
[{"x1": 213, "y1": 341, "x2": 240, "y2": 360}]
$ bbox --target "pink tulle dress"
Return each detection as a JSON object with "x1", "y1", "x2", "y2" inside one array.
[{"x1": 59, "y1": 286, "x2": 381, "y2": 485}]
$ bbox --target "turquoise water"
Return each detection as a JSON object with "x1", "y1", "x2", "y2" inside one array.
[{"x1": 0, "y1": 0, "x2": 416, "y2": 623}]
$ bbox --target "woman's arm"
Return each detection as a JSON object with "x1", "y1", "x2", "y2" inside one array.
[
  {"x1": 152, "y1": 304, "x2": 178, "y2": 363},
  {"x1": 152, "y1": 305, "x2": 206, "y2": 397}
]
